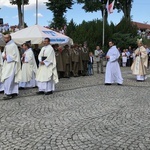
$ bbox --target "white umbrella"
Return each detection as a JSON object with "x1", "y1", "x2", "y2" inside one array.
[
  {"x1": 11, "y1": 25, "x2": 73, "y2": 45},
  {"x1": 0, "y1": 33, "x2": 6, "y2": 46}
]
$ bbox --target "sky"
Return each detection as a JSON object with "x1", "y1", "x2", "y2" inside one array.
[{"x1": 0, "y1": 0, "x2": 150, "y2": 27}]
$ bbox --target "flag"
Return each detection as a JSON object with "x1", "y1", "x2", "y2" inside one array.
[{"x1": 106, "y1": 0, "x2": 115, "y2": 14}]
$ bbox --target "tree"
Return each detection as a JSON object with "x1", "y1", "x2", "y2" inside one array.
[
  {"x1": 116, "y1": 0, "x2": 133, "y2": 20},
  {"x1": 112, "y1": 17, "x2": 138, "y2": 49},
  {"x1": 10, "y1": 0, "x2": 29, "y2": 29},
  {"x1": 77, "y1": 0, "x2": 134, "y2": 22},
  {"x1": 112, "y1": 33, "x2": 137, "y2": 49},
  {"x1": 115, "y1": 17, "x2": 137, "y2": 36},
  {"x1": 67, "y1": 19, "x2": 111, "y2": 52},
  {"x1": 46, "y1": 0, "x2": 74, "y2": 29},
  {"x1": 77, "y1": 0, "x2": 108, "y2": 22},
  {"x1": 66, "y1": 19, "x2": 77, "y2": 37}
]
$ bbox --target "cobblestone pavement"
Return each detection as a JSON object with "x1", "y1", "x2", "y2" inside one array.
[{"x1": 1, "y1": 67, "x2": 150, "y2": 150}]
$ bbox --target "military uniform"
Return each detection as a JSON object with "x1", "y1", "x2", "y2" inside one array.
[
  {"x1": 54, "y1": 48, "x2": 64, "y2": 78},
  {"x1": 81, "y1": 46, "x2": 89, "y2": 76},
  {"x1": 71, "y1": 45, "x2": 80, "y2": 77},
  {"x1": 62, "y1": 45, "x2": 71, "y2": 78}
]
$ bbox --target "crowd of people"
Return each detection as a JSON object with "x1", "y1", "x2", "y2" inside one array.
[
  {"x1": 0, "y1": 23, "x2": 67, "y2": 36},
  {"x1": 0, "y1": 23, "x2": 9, "y2": 33},
  {"x1": 0, "y1": 35, "x2": 98, "y2": 100},
  {"x1": 0, "y1": 33, "x2": 149, "y2": 100},
  {"x1": 119, "y1": 45, "x2": 150, "y2": 68},
  {"x1": 104, "y1": 39, "x2": 149, "y2": 85}
]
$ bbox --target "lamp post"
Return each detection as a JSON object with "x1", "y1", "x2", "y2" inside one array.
[{"x1": 36, "y1": 0, "x2": 38, "y2": 25}]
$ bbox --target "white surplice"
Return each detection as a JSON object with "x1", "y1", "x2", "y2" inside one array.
[
  {"x1": 19, "y1": 48, "x2": 37, "y2": 88},
  {"x1": 36, "y1": 44, "x2": 58, "y2": 92},
  {"x1": 1, "y1": 40, "x2": 21, "y2": 95},
  {"x1": 0, "y1": 50, "x2": 4, "y2": 91},
  {"x1": 105, "y1": 45, "x2": 123, "y2": 84}
]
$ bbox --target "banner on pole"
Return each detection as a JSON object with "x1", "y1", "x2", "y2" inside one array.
[{"x1": 106, "y1": 0, "x2": 115, "y2": 14}]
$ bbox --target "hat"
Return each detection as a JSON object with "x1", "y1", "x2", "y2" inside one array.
[
  {"x1": 64, "y1": 44, "x2": 69, "y2": 48},
  {"x1": 137, "y1": 38, "x2": 142, "y2": 44},
  {"x1": 26, "y1": 40, "x2": 31, "y2": 45}
]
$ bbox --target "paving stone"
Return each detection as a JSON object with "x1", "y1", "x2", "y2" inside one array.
[{"x1": 0, "y1": 67, "x2": 150, "y2": 149}]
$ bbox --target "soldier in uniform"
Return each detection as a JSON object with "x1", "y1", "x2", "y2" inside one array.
[
  {"x1": 69, "y1": 45, "x2": 74, "y2": 77},
  {"x1": 62, "y1": 45, "x2": 71, "y2": 78},
  {"x1": 53, "y1": 44, "x2": 64, "y2": 79},
  {"x1": 78, "y1": 44, "x2": 83, "y2": 76},
  {"x1": 71, "y1": 44, "x2": 80, "y2": 77},
  {"x1": 81, "y1": 42, "x2": 89, "y2": 76}
]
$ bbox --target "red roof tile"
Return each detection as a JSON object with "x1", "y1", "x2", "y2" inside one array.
[{"x1": 132, "y1": 21, "x2": 150, "y2": 30}]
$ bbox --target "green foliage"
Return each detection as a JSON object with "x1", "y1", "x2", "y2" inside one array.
[
  {"x1": 10, "y1": 0, "x2": 29, "y2": 29},
  {"x1": 66, "y1": 19, "x2": 77, "y2": 37},
  {"x1": 67, "y1": 19, "x2": 112, "y2": 52},
  {"x1": 10, "y1": 0, "x2": 29, "y2": 5},
  {"x1": 46, "y1": 0, "x2": 74, "y2": 29},
  {"x1": 77, "y1": 0, "x2": 105, "y2": 12},
  {"x1": 112, "y1": 33, "x2": 137, "y2": 49},
  {"x1": 111, "y1": 17, "x2": 138, "y2": 49},
  {"x1": 77, "y1": 0, "x2": 134, "y2": 20},
  {"x1": 66, "y1": 17, "x2": 138, "y2": 52},
  {"x1": 115, "y1": 17, "x2": 137, "y2": 35},
  {"x1": 115, "y1": 0, "x2": 133, "y2": 20},
  {"x1": 142, "y1": 39, "x2": 150, "y2": 47}
]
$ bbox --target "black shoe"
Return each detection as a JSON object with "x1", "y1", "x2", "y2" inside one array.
[
  {"x1": 19, "y1": 87, "x2": 25, "y2": 90},
  {"x1": 117, "y1": 83, "x2": 122, "y2": 86},
  {"x1": 136, "y1": 80, "x2": 144, "y2": 82},
  {"x1": 33, "y1": 86, "x2": 38, "y2": 88},
  {"x1": 3, "y1": 95, "x2": 13, "y2": 100},
  {"x1": 105, "y1": 83, "x2": 112, "y2": 85},
  {"x1": 0, "y1": 90, "x2": 4, "y2": 93},
  {"x1": 36, "y1": 91, "x2": 45, "y2": 95},
  {"x1": 12, "y1": 93, "x2": 18, "y2": 98},
  {"x1": 45, "y1": 91, "x2": 53, "y2": 95}
]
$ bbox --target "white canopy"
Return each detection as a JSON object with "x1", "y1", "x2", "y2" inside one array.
[
  {"x1": 0, "y1": 33, "x2": 6, "y2": 46},
  {"x1": 11, "y1": 25, "x2": 73, "y2": 45}
]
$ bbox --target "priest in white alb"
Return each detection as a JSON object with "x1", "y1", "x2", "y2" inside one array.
[
  {"x1": 131, "y1": 39, "x2": 148, "y2": 81},
  {"x1": 36, "y1": 37, "x2": 58, "y2": 95},
  {"x1": 19, "y1": 42, "x2": 37, "y2": 88},
  {"x1": 1, "y1": 34, "x2": 21, "y2": 100},
  {"x1": 0, "y1": 47, "x2": 4, "y2": 92},
  {"x1": 105, "y1": 40, "x2": 123, "y2": 85}
]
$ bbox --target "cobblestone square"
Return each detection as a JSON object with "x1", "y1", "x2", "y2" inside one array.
[{"x1": 0, "y1": 67, "x2": 150, "y2": 150}]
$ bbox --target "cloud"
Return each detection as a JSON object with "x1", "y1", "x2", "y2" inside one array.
[
  {"x1": 0, "y1": 0, "x2": 48, "y2": 9},
  {"x1": 33, "y1": 13, "x2": 43, "y2": 18},
  {"x1": 0, "y1": 0, "x2": 14, "y2": 7}
]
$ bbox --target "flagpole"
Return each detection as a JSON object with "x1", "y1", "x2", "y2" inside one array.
[
  {"x1": 36, "y1": 0, "x2": 38, "y2": 25},
  {"x1": 102, "y1": 3, "x2": 105, "y2": 51}
]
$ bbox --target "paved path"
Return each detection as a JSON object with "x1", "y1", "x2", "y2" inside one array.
[{"x1": 0, "y1": 67, "x2": 150, "y2": 150}]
